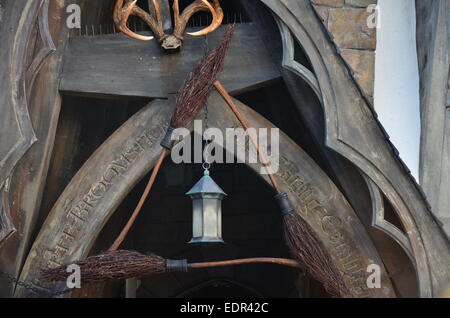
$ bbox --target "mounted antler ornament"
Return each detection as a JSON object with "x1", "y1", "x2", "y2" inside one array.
[{"x1": 114, "y1": 0, "x2": 223, "y2": 51}]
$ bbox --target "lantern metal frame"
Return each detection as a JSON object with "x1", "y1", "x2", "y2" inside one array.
[{"x1": 186, "y1": 169, "x2": 227, "y2": 244}]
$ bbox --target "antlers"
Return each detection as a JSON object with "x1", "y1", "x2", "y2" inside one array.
[
  {"x1": 173, "y1": 0, "x2": 223, "y2": 39},
  {"x1": 114, "y1": 0, "x2": 223, "y2": 50}
]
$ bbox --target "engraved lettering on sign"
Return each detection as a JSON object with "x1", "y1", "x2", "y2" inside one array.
[
  {"x1": 91, "y1": 183, "x2": 107, "y2": 198},
  {"x1": 278, "y1": 156, "x2": 371, "y2": 297},
  {"x1": 69, "y1": 206, "x2": 88, "y2": 222},
  {"x1": 44, "y1": 119, "x2": 168, "y2": 266}
]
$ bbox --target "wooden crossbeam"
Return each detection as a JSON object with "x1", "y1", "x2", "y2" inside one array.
[{"x1": 59, "y1": 24, "x2": 281, "y2": 99}]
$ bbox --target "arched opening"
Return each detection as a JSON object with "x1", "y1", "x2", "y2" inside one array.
[
  {"x1": 41, "y1": 0, "x2": 385, "y2": 298},
  {"x1": 175, "y1": 279, "x2": 265, "y2": 298},
  {"x1": 82, "y1": 138, "x2": 331, "y2": 298},
  {"x1": 276, "y1": 21, "x2": 420, "y2": 298},
  {"x1": 14, "y1": 0, "x2": 427, "y2": 299}
]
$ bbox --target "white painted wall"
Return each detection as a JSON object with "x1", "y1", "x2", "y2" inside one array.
[{"x1": 374, "y1": 0, "x2": 421, "y2": 180}]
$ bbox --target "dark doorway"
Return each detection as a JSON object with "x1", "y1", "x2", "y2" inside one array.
[{"x1": 175, "y1": 279, "x2": 264, "y2": 298}]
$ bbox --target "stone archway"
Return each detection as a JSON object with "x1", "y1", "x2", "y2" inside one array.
[
  {"x1": 259, "y1": 0, "x2": 450, "y2": 297},
  {"x1": 2, "y1": 0, "x2": 447, "y2": 300},
  {"x1": 16, "y1": 92, "x2": 395, "y2": 297}
]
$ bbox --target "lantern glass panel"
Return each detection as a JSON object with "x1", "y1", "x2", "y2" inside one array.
[
  {"x1": 202, "y1": 198, "x2": 221, "y2": 238},
  {"x1": 186, "y1": 171, "x2": 226, "y2": 244},
  {"x1": 192, "y1": 199, "x2": 204, "y2": 238}
]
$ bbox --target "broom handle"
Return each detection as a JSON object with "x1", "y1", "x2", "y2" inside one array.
[
  {"x1": 109, "y1": 149, "x2": 168, "y2": 251},
  {"x1": 110, "y1": 83, "x2": 279, "y2": 251},
  {"x1": 189, "y1": 258, "x2": 302, "y2": 270},
  {"x1": 213, "y1": 81, "x2": 281, "y2": 192}
]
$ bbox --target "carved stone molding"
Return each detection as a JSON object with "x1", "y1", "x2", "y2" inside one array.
[
  {"x1": 417, "y1": 0, "x2": 450, "y2": 237},
  {"x1": 0, "y1": 180, "x2": 16, "y2": 247},
  {"x1": 0, "y1": 0, "x2": 57, "y2": 294},
  {"x1": 275, "y1": 18, "x2": 322, "y2": 100},
  {"x1": 0, "y1": 0, "x2": 55, "y2": 190},
  {"x1": 363, "y1": 176, "x2": 414, "y2": 260},
  {"x1": 17, "y1": 95, "x2": 395, "y2": 298},
  {"x1": 26, "y1": 0, "x2": 57, "y2": 93},
  {"x1": 261, "y1": 0, "x2": 450, "y2": 297}
]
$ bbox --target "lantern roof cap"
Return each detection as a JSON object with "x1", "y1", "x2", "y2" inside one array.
[{"x1": 186, "y1": 170, "x2": 227, "y2": 196}]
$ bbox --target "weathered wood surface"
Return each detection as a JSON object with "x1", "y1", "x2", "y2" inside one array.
[
  {"x1": 1, "y1": 0, "x2": 447, "y2": 299},
  {"x1": 261, "y1": 0, "x2": 450, "y2": 297},
  {"x1": 283, "y1": 69, "x2": 418, "y2": 296},
  {"x1": 0, "y1": 0, "x2": 68, "y2": 297},
  {"x1": 17, "y1": 94, "x2": 395, "y2": 298},
  {"x1": 0, "y1": 0, "x2": 116, "y2": 297},
  {"x1": 0, "y1": 0, "x2": 39, "y2": 191},
  {"x1": 240, "y1": 0, "x2": 283, "y2": 66},
  {"x1": 416, "y1": 0, "x2": 450, "y2": 236},
  {"x1": 16, "y1": 99, "x2": 175, "y2": 297},
  {"x1": 0, "y1": 181, "x2": 15, "y2": 248},
  {"x1": 60, "y1": 24, "x2": 281, "y2": 98},
  {"x1": 442, "y1": 107, "x2": 450, "y2": 235},
  {"x1": 276, "y1": 17, "x2": 416, "y2": 296},
  {"x1": 207, "y1": 92, "x2": 395, "y2": 298}
]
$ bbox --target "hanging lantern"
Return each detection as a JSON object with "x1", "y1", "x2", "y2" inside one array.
[{"x1": 187, "y1": 169, "x2": 227, "y2": 244}]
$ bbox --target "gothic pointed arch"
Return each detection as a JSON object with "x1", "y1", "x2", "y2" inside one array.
[
  {"x1": 16, "y1": 94, "x2": 395, "y2": 297},
  {"x1": 260, "y1": 0, "x2": 450, "y2": 297}
]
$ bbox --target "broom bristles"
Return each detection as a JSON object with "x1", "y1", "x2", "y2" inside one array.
[
  {"x1": 41, "y1": 250, "x2": 166, "y2": 283},
  {"x1": 41, "y1": 27, "x2": 237, "y2": 285},
  {"x1": 42, "y1": 215, "x2": 350, "y2": 296},
  {"x1": 283, "y1": 212, "x2": 351, "y2": 298},
  {"x1": 171, "y1": 24, "x2": 236, "y2": 129},
  {"x1": 41, "y1": 26, "x2": 348, "y2": 297}
]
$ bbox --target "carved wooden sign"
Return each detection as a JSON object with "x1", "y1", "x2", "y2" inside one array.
[
  {"x1": 17, "y1": 99, "x2": 174, "y2": 296},
  {"x1": 17, "y1": 94, "x2": 395, "y2": 297},
  {"x1": 206, "y1": 93, "x2": 395, "y2": 298}
]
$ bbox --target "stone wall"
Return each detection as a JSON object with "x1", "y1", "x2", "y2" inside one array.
[{"x1": 311, "y1": 0, "x2": 377, "y2": 103}]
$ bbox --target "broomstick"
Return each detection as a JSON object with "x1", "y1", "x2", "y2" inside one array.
[
  {"x1": 212, "y1": 81, "x2": 350, "y2": 298},
  {"x1": 40, "y1": 26, "x2": 237, "y2": 285},
  {"x1": 43, "y1": 25, "x2": 348, "y2": 297},
  {"x1": 40, "y1": 26, "x2": 303, "y2": 289},
  {"x1": 109, "y1": 25, "x2": 236, "y2": 252},
  {"x1": 42, "y1": 250, "x2": 302, "y2": 283}
]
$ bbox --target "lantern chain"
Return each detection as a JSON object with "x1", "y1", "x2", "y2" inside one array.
[
  {"x1": 203, "y1": 37, "x2": 212, "y2": 173},
  {"x1": 202, "y1": 101, "x2": 211, "y2": 171}
]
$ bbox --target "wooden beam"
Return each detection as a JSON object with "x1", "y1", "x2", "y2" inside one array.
[{"x1": 59, "y1": 24, "x2": 281, "y2": 99}]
